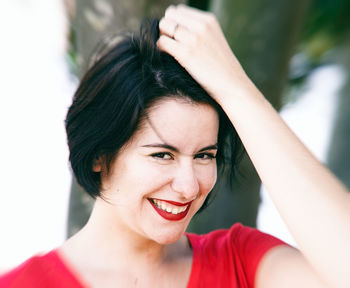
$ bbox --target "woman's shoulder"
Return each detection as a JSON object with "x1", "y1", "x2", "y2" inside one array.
[
  {"x1": 185, "y1": 223, "x2": 287, "y2": 288},
  {"x1": 0, "y1": 251, "x2": 54, "y2": 284},
  {"x1": 186, "y1": 222, "x2": 286, "y2": 249},
  {"x1": 0, "y1": 249, "x2": 85, "y2": 288}
]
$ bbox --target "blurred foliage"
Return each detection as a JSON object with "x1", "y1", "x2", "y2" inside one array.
[
  {"x1": 303, "y1": 0, "x2": 350, "y2": 47},
  {"x1": 286, "y1": 0, "x2": 350, "y2": 102},
  {"x1": 188, "y1": 0, "x2": 209, "y2": 10},
  {"x1": 66, "y1": 26, "x2": 78, "y2": 76}
]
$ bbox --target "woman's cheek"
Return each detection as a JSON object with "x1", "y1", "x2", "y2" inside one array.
[
  {"x1": 198, "y1": 163, "x2": 217, "y2": 193},
  {"x1": 134, "y1": 160, "x2": 175, "y2": 188}
]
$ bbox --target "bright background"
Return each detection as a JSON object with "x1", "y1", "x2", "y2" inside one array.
[{"x1": 0, "y1": 0, "x2": 75, "y2": 270}]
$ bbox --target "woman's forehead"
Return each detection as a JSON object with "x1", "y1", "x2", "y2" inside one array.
[
  {"x1": 147, "y1": 97, "x2": 219, "y2": 122},
  {"x1": 134, "y1": 99, "x2": 219, "y2": 151}
]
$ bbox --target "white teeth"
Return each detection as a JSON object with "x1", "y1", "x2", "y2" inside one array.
[
  {"x1": 179, "y1": 206, "x2": 187, "y2": 213},
  {"x1": 151, "y1": 199, "x2": 188, "y2": 215}
]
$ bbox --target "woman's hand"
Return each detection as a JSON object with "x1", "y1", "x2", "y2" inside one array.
[{"x1": 157, "y1": 4, "x2": 256, "y2": 105}]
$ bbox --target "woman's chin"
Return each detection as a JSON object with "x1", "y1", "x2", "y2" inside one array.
[{"x1": 150, "y1": 229, "x2": 185, "y2": 245}]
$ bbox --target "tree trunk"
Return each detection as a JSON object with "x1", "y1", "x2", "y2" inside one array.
[
  {"x1": 67, "y1": 0, "x2": 185, "y2": 238},
  {"x1": 327, "y1": 41, "x2": 350, "y2": 190},
  {"x1": 188, "y1": 0, "x2": 310, "y2": 233}
]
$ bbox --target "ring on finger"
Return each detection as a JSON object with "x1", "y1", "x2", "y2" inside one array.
[{"x1": 172, "y1": 23, "x2": 179, "y2": 39}]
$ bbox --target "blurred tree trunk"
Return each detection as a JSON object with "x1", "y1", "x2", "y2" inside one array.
[
  {"x1": 327, "y1": 41, "x2": 350, "y2": 190},
  {"x1": 67, "y1": 0, "x2": 185, "y2": 238},
  {"x1": 188, "y1": 0, "x2": 310, "y2": 233}
]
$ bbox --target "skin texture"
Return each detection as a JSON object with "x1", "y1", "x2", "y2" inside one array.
[
  {"x1": 60, "y1": 99, "x2": 219, "y2": 287},
  {"x1": 157, "y1": 4, "x2": 350, "y2": 288}
]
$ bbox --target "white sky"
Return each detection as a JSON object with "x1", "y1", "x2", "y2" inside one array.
[{"x1": 0, "y1": 0, "x2": 75, "y2": 270}]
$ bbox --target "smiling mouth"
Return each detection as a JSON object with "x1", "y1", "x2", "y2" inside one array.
[{"x1": 148, "y1": 198, "x2": 192, "y2": 221}]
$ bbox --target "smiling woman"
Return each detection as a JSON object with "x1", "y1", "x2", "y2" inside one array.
[
  {"x1": 91, "y1": 99, "x2": 219, "y2": 245},
  {"x1": 64, "y1": 17, "x2": 240, "y2": 215},
  {"x1": 1, "y1": 4, "x2": 350, "y2": 288}
]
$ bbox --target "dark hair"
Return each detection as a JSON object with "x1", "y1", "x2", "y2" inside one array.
[{"x1": 65, "y1": 19, "x2": 242, "y2": 212}]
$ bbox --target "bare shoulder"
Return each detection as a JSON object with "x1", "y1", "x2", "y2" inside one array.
[{"x1": 256, "y1": 245, "x2": 329, "y2": 288}]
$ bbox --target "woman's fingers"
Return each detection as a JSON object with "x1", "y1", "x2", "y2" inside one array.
[
  {"x1": 158, "y1": 17, "x2": 180, "y2": 39},
  {"x1": 159, "y1": 17, "x2": 194, "y2": 44},
  {"x1": 164, "y1": 6, "x2": 201, "y2": 32},
  {"x1": 164, "y1": 4, "x2": 217, "y2": 34},
  {"x1": 156, "y1": 35, "x2": 183, "y2": 60},
  {"x1": 166, "y1": 4, "x2": 211, "y2": 23}
]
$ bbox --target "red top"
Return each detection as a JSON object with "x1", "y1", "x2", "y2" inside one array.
[
  {"x1": 0, "y1": 224, "x2": 286, "y2": 287},
  {"x1": 0, "y1": 249, "x2": 86, "y2": 288},
  {"x1": 186, "y1": 223, "x2": 286, "y2": 287}
]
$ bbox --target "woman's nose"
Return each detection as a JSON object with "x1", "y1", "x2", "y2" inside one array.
[{"x1": 170, "y1": 163, "x2": 199, "y2": 200}]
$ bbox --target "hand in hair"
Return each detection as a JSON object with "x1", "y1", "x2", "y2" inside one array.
[{"x1": 157, "y1": 4, "x2": 252, "y2": 105}]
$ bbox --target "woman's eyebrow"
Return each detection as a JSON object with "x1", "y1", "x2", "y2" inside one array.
[
  {"x1": 198, "y1": 144, "x2": 218, "y2": 152},
  {"x1": 141, "y1": 143, "x2": 179, "y2": 152},
  {"x1": 141, "y1": 143, "x2": 218, "y2": 152}
]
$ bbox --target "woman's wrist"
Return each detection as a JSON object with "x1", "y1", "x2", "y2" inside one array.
[{"x1": 212, "y1": 72, "x2": 267, "y2": 117}]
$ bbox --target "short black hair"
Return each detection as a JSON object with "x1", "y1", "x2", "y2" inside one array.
[{"x1": 65, "y1": 19, "x2": 242, "y2": 212}]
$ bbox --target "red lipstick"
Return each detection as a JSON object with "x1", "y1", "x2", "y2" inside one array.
[{"x1": 148, "y1": 199, "x2": 192, "y2": 221}]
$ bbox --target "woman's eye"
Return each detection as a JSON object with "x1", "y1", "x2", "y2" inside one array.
[
  {"x1": 195, "y1": 153, "x2": 216, "y2": 160},
  {"x1": 151, "y1": 152, "x2": 173, "y2": 160}
]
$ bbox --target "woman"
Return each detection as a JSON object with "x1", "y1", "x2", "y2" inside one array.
[{"x1": 1, "y1": 4, "x2": 350, "y2": 288}]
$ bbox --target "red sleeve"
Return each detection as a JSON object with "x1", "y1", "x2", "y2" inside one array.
[
  {"x1": 229, "y1": 223, "x2": 287, "y2": 287},
  {"x1": 186, "y1": 223, "x2": 287, "y2": 288},
  {"x1": 0, "y1": 256, "x2": 44, "y2": 287},
  {"x1": 0, "y1": 250, "x2": 86, "y2": 288}
]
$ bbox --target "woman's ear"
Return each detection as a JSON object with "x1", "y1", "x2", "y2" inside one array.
[{"x1": 92, "y1": 155, "x2": 104, "y2": 172}]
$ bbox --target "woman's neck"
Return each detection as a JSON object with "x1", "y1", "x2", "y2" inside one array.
[{"x1": 61, "y1": 198, "x2": 189, "y2": 271}]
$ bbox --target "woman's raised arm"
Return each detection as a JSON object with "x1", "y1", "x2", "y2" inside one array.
[{"x1": 158, "y1": 4, "x2": 350, "y2": 288}]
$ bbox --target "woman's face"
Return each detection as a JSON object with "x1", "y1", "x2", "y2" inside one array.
[{"x1": 97, "y1": 98, "x2": 219, "y2": 244}]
